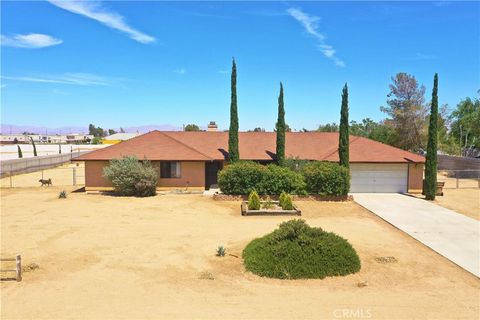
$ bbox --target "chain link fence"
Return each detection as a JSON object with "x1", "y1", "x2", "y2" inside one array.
[
  {"x1": 1, "y1": 163, "x2": 85, "y2": 188},
  {"x1": 437, "y1": 170, "x2": 480, "y2": 189}
]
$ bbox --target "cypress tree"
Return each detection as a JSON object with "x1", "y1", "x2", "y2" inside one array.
[
  {"x1": 228, "y1": 58, "x2": 239, "y2": 162},
  {"x1": 30, "y1": 137, "x2": 37, "y2": 157},
  {"x1": 339, "y1": 83, "x2": 349, "y2": 169},
  {"x1": 59, "y1": 144, "x2": 62, "y2": 154},
  {"x1": 276, "y1": 82, "x2": 286, "y2": 165},
  {"x1": 17, "y1": 145, "x2": 23, "y2": 158},
  {"x1": 424, "y1": 74, "x2": 439, "y2": 200}
]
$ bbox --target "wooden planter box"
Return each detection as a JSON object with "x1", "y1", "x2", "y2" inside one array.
[{"x1": 241, "y1": 201, "x2": 301, "y2": 216}]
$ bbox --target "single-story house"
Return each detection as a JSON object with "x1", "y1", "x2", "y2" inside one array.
[
  {"x1": 74, "y1": 130, "x2": 425, "y2": 193},
  {"x1": 102, "y1": 132, "x2": 140, "y2": 144}
]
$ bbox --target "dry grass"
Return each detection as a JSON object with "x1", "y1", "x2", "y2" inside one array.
[
  {"x1": 1, "y1": 187, "x2": 479, "y2": 319},
  {"x1": 433, "y1": 188, "x2": 480, "y2": 220}
]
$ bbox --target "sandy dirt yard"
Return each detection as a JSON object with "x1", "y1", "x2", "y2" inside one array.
[
  {"x1": 1, "y1": 187, "x2": 479, "y2": 319},
  {"x1": 433, "y1": 188, "x2": 480, "y2": 220}
]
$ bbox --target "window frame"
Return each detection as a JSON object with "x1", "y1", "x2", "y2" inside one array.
[{"x1": 160, "y1": 161, "x2": 181, "y2": 179}]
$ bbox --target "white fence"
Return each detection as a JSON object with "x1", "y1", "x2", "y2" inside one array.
[{"x1": 0, "y1": 151, "x2": 89, "y2": 178}]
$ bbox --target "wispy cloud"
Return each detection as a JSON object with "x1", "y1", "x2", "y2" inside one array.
[
  {"x1": 2, "y1": 73, "x2": 123, "y2": 86},
  {"x1": 1, "y1": 33, "x2": 62, "y2": 48},
  {"x1": 47, "y1": 0, "x2": 155, "y2": 44},
  {"x1": 287, "y1": 8, "x2": 345, "y2": 67},
  {"x1": 173, "y1": 68, "x2": 186, "y2": 75}
]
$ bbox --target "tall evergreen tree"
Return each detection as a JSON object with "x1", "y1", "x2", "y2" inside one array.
[
  {"x1": 17, "y1": 145, "x2": 23, "y2": 158},
  {"x1": 339, "y1": 83, "x2": 350, "y2": 169},
  {"x1": 59, "y1": 144, "x2": 62, "y2": 154},
  {"x1": 424, "y1": 74, "x2": 439, "y2": 200},
  {"x1": 30, "y1": 137, "x2": 37, "y2": 157},
  {"x1": 228, "y1": 58, "x2": 239, "y2": 162},
  {"x1": 276, "y1": 82, "x2": 286, "y2": 165}
]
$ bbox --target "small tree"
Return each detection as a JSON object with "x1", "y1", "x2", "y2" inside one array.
[
  {"x1": 184, "y1": 124, "x2": 200, "y2": 131},
  {"x1": 424, "y1": 74, "x2": 439, "y2": 200},
  {"x1": 228, "y1": 58, "x2": 240, "y2": 162},
  {"x1": 339, "y1": 83, "x2": 350, "y2": 169},
  {"x1": 276, "y1": 82, "x2": 286, "y2": 165},
  {"x1": 17, "y1": 145, "x2": 23, "y2": 158},
  {"x1": 30, "y1": 137, "x2": 37, "y2": 157},
  {"x1": 59, "y1": 144, "x2": 62, "y2": 154}
]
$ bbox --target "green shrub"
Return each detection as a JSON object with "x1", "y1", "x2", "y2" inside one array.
[
  {"x1": 218, "y1": 161, "x2": 306, "y2": 195},
  {"x1": 103, "y1": 156, "x2": 158, "y2": 197},
  {"x1": 248, "y1": 190, "x2": 261, "y2": 210},
  {"x1": 282, "y1": 157, "x2": 309, "y2": 172},
  {"x1": 218, "y1": 161, "x2": 265, "y2": 195},
  {"x1": 216, "y1": 246, "x2": 226, "y2": 257},
  {"x1": 258, "y1": 165, "x2": 307, "y2": 195},
  {"x1": 301, "y1": 161, "x2": 350, "y2": 196},
  {"x1": 243, "y1": 219, "x2": 361, "y2": 279},
  {"x1": 279, "y1": 192, "x2": 293, "y2": 210},
  {"x1": 58, "y1": 190, "x2": 67, "y2": 199}
]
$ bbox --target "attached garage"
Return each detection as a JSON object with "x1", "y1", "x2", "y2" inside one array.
[{"x1": 350, "y1": 163, "x2": 408, "y2": 193}]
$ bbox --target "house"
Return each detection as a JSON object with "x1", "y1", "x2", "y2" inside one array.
[
  {"x1": 102, "y1": 133, "x2": 140, "y2": 144},
  {"x1": 74, "y1": 130, "x2": 425, "y2": 193}
]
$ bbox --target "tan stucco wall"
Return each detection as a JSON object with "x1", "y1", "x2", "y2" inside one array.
[
  {"x1": 85, "y1": 160, "x2": 112, "y2": 188},
  {"x1": 158, "y1": 161, "x2": 205, "y2": 188},
  {"x1": 84, "y1": 160, "x2": 205, "y2": 189},
  {"x1": 408, "y1": 163, "x2": 424, "y2": 193}
]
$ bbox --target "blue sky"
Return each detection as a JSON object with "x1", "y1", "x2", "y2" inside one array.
[{"x1": 1, "y1": 1, "x2": 479, "y2": 131}]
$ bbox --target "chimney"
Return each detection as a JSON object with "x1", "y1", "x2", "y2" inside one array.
[{"x1": 207, "y1": 121, "x2": 218, "y2": 132}]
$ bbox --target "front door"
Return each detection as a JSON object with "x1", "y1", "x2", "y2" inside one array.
[{"x1": 205, "y1": 161, "x2": 223, "y2": 190}]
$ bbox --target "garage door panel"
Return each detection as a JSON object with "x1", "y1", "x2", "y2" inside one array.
[{"x1": 350, "y1": 164, "x2": 408, "y2": 193}]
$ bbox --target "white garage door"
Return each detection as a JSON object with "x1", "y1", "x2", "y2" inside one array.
[{"x1": 350, "y1": 164, "x2": 408, "y2": 193}]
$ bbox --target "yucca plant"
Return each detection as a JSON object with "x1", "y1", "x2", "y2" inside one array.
[
  {"x1": 216, "y1": 245, "x2": 226, "y2": 257},
  {"x1": 58, "y1": 190, "x2": 67, "y2": 199}
]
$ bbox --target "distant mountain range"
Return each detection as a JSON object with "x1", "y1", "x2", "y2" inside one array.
[{"x1": 0, "y1": 124, "x2": 183, "y2": 135}]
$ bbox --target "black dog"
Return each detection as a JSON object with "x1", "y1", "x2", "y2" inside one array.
[{"x1": 39, "y1": 178, "x2": 52, "y2": 186}]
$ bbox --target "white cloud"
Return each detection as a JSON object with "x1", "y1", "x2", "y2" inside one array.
[
  {"x1": 2, "y1": 73, "x2": 122, "y2": 86},
  {"x1": 1, "y1": 33, "x2": 63, "y2": 48},
  {"x1": 47, "y1": 0, "x2": 155, "y2": 44},
  {"x1": 173, "y1": 68, "x2": 186, "y2": 75},
  {"x1": 287, "y1": 8, "x2": 345, "y2": 67}
]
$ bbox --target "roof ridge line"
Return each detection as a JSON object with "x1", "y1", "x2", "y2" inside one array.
[
  {"x1": 160, "y1": 132, "x2": 214, "y2": 161},
  {"x1": 322, "y1": 135, "x2": 361, "y2": 160}
]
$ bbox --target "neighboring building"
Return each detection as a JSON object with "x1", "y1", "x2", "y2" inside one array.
[
  {"x1": 0, "y1": 133, "x2": 93, "y2": 144},
  {"x1": 102, "y1": 133, "x2": 140, "y2": 144},
  {"x1": 207, "y1": 121, "x2": 218, "y2": 132},
  {"x1": 74, "y1": 131, "x2": 425, "y2": 193}
]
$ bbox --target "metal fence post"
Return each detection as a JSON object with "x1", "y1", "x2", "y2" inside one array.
[
  {"x1": 16, "y1": 255, "x2": 22, "y2": 282},
  {"x1": 9, "y1": 173, "x2": 12, "y2": 188},
  {"x1": 455, "y1": 171, "x2": 459, "y2": 189},
  {"x1": 42, "y1": 169, "x2": 44, "y2": 180},
  {"x1": 73, "y1": 167, "x2": 76, "y2": 186}
]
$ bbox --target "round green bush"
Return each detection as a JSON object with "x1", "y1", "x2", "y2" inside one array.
[
  {"x1": 301, "y1": 161, "x2": 350, "y2": 196},
  {"x1": 243, "y1": 219, "x2": 361, "y2": 279},
  {"x1": 218, "y1": 161, "x2": 306, "y2": 195}
]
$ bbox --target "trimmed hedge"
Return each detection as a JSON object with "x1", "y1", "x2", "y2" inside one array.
[
  {"x1": 103, "y1": 156, "x2": 158, "y2": 197},
  {"x1": 243, "y1": 219, "x2": 361, "y2": 279},
  {"x1": 301, "y1": 161, "x2": 350, "y2": 196},
  {"x1": 218, "y1": 161, "x2": 306, "y2": 195}
]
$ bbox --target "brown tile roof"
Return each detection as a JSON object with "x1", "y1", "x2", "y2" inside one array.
[{"x1": 74, "y1": 130, "x2": 425, "y2": 163}]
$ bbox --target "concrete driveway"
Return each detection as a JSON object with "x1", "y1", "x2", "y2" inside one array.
[{"x1": 354, "y1": 193, "x2": 480, "y2": 277}]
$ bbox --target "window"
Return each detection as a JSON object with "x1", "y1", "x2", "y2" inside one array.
[{"x1": 160, "y1": 161, "x2": 181, "y2": 178}]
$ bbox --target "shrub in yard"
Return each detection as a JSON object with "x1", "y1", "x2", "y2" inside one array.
[
  {"x1": 247, "y1": 190, "x2": 261, "y2": 210},
  {"x1": 258, "y1": 164, "x2": 307, "y2": 195},
  {"x1": 218, "y1": 161, "x2": 265, "y2": 195},
  {"x1": 58, "y1": 190, "x2": 67, "y2": 199},
  {"x1": 243, "y1": 219, "x2": 361, "y2": 279},
  {"x1": 218, "y1": 161, "x2": 306, "y2": 195},
  {"x1": 301, "y1": 161, "x2": 350, "y2": 196},
  {"x1": 103, "y1": 156, "x2": 158, "y2": 197},
  {"x1": 216, "y1": 246, "x2": 226, "y2": 257},
  {"x1": 279, "y1": 192, "x2": 293, "y2": 210}
]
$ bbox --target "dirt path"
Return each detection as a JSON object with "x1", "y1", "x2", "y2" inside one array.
[{"x1": 1, "y1": 188, "x2": 479, "y2": 319}]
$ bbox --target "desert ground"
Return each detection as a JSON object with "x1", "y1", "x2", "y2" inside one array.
[{"x1": 1, "y1": 187, "x2": 479, "y2": 320}]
